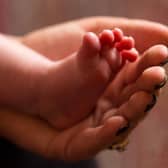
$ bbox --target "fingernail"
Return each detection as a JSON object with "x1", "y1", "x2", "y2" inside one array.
[
  {"x1": 116, "y1": 123, "x2": 130, "y2": 136},
  {"x1": 144, "y1": 94, "x2": 157, "y2": 113},
  {"x1": 160, "y1": 59, "x2": 168, "y2": 66},
  {"x1": 108, "y1": 138, "x2": 129, "y2": 151},
  {"x1": 154, "y1": 75, "x2": 168, "y2": 90}
]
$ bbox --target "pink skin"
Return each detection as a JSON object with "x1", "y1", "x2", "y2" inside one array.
[
  {"x1": 0, "y1": 29, "x2": 137, "y2": 131},
  {"x1": 99, "y1": 28, "x2": 138, "y2": 70},
  {"x1": 36, "y1": 29, "x2": 138, "y2": 130}
]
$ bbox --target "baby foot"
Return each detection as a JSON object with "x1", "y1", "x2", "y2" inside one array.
[{"x1": 36, "y1": 28, "x2": 137, "y2": 130}]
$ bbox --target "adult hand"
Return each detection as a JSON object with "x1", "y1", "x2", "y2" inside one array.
[
  {"x1": 0, "y1": 17, "x2": 168, "y2": 161},
  {"x1": 21, "y1": 16, "x2": 168, "y2": 59},
  {"x1": 0, "y1": 108, "x2": 127, "y2": 161},
  {"x1": 21, "y1": 16, "x2": 168, "y2": 146}
]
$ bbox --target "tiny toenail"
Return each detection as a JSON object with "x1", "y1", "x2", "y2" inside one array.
[
  {"x1": 159, "y1": 59, "x2": 168, "y2": 66},
  {"x1": 154, "y1": 75, "x2": 168, "y2": 90},
  {"x1": 144, "y1": 94, "x2": 157, "y2": 113},
  {"x1": 116, "y1": 123, "x2": 130, "y2": 136}
]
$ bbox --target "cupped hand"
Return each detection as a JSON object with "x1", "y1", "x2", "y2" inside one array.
[
  {"x1": 21, "y1": 16, "x2": 168, "y2": 143},
  {"x1": 0, "y1": 17, "x2": 168, "y2": 161}
]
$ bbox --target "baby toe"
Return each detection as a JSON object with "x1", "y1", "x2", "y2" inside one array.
[
  {"x1": 113, "y1": 28, "x2": 124, "y2": 42},
  {"x1": 115, "y1": 36, "x2": 135, "y2": 52},
  {"x1": 99, "y1": 29, "x2": 115, "y2": 48}
]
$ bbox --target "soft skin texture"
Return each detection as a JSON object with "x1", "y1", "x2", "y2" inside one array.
[
  {"x1": 0, "y1": 29, "x2": 137, "y2": 130},
  {"x1": 0, "y1": 17, "x2": 168, "y2": 161},
  {"x1": 36, "y1": 29, "x2": 138, "y2": 129}
]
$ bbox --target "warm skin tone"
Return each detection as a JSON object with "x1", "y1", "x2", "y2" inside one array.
[
  {"x1": 0, "y1": 28, "x2": 137, "y2": 130},
  {"x1": 0, "y1": 17, "x2": 168, "y2": 161}
]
